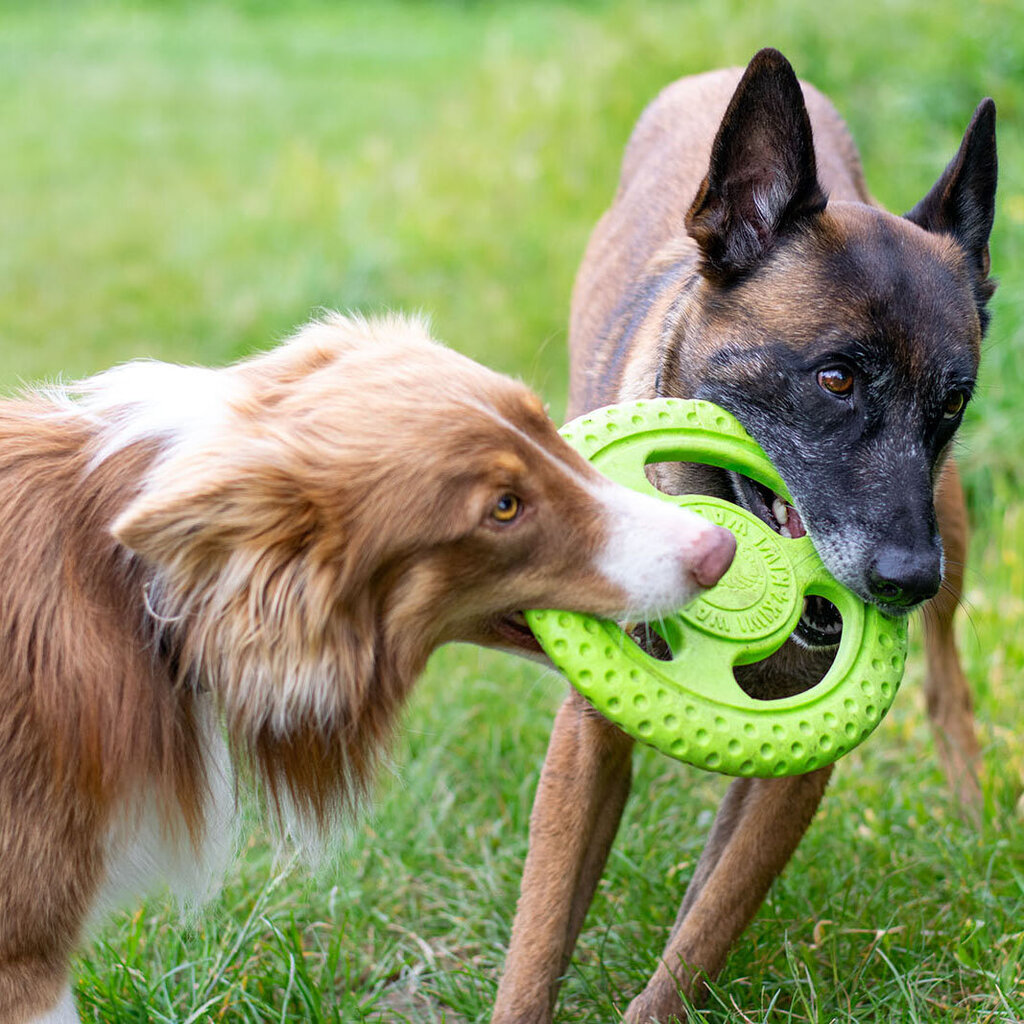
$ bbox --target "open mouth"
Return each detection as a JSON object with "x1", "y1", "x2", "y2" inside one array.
[
  {"x1": 729, "y1": 472, "x2": 842, "y2": 648},
  {"x1": 493, "y1": 611, "x2": 544, "y2": 654},
  {"x1": 730, "y1": 471, "x2": 807, "y2": 540}
]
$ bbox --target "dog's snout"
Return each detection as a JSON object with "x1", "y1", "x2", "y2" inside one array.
[
  {"x1": 595, "y1": 485, "x2": 739, "y2": 615},
  {"x1": 868, "y1": 545, "x2": 941, "y2": 608},
  {"x1": 691, "y1": 526, "x2": 736, "y2": 588}
]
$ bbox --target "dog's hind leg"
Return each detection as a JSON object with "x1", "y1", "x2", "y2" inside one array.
[
  {"x1": 26, "y1": 986, "x2": 78, "y2": 1024},
  {"x1": 0, "y1": 965, "x2": 79, "y2": 1024},
  {"x1": 492, "y1": 690, "x2": 634, "y2": 1024},
  {"x1": 0, "y1": 781, "x2": 98, "y2": 1024},
  {"x1": 623, "y1": 768, "x2": 833, "y2": 1022},
  {"x1": 924, "y1": 460, "x2": 982, "y2": 816}
]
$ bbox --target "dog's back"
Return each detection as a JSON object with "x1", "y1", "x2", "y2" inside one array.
[
  {"x1": 0, "y1": 400, "x2": 206, "y2": 811},
  {"x1": 0, "y1": 402, "x2": 213, "y2": 1022}
]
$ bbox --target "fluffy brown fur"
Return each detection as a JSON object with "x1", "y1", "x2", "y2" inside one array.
[{"x1": 0, "y1": 312, "x2": 733, "y2": 1023}]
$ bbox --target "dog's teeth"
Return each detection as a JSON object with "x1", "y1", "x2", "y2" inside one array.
[
  {"x1": 779, "y1": 525, "x2": 793, "y2": 539},
  {"x1": 772, "y1": 497, "x2": 789, "y2": 526}
]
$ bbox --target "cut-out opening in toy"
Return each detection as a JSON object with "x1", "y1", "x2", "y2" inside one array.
[
  {"x1": 628, "y1": 620, "x2": 674, "y2": 662},
  {"x1": 734, "y1": 595, "x2": 842, "y2": 699},
  {"x1": 627, "y1": 595, "x2": 842, "y2": 693},
  {"x1": 644, "y1": 459, "x2": 693, "y2": 497}
]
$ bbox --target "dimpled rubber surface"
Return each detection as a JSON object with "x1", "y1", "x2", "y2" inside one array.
[{"x1": 526, "y1": 398, "x2": 908, "y2": 778}]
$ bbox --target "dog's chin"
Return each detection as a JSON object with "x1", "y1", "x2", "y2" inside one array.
[{"x1": 727, "y1": 471, "x2": 844, "y2": 650}]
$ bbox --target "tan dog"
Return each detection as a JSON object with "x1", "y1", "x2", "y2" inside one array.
[
  {"x1": 0, "y1": 312, "x2": 737, "y2": 1024},
  {"x1": 493, "y1": 49, "x2": 996, "y2": 1022}
]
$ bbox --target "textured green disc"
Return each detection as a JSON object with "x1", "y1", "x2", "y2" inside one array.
[{"x1": 526, "y1": 398, "x2": 908, "y2": 778}]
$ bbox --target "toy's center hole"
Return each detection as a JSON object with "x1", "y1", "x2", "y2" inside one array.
[{"x1": 734, "y1": 595, "x2": 842, "y2": 699}]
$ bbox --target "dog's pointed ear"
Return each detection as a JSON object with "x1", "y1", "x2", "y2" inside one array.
[
  {"x1": 906, "y1": 99, "x2": 997, "y2": 296},
  {"x1": 686, "y1": 48, "x2": 827, "y2": 284}
]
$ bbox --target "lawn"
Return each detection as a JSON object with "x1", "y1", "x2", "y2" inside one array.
[{"x1": 1, "y1": 1, "x2": 1022, "y2": 1021}]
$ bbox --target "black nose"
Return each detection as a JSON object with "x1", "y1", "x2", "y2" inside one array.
[{"x1": 868, "y1": 546, "x2": 941, "y2": 607}]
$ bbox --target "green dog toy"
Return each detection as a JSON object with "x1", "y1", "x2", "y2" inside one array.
[{"x1": 526, "y1": 398, "x2": 908, "y2": 778}]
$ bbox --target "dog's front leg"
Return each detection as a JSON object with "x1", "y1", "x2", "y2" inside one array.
[
  {"x1": 624, "y1": 768, "x2": 833, "y2": 1022},
  {"x1": 924, "y1": 460, "x2": 982, "y2": 816},
  {"x1": 492, "y1": 689, "x2": 634, "y2": 1024}
]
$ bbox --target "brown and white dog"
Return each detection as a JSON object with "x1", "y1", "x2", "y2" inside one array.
[
  {"x1": 493, "y1": 50, "x2": 996, "y2": 1022},
  {"x1": 0, "y1": 311, "x2": 736, "y2": 1024}
]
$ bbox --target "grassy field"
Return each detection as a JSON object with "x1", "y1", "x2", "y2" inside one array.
[{"x1": 2, "y1": 1, "x2": 1022, "y2": 1021}]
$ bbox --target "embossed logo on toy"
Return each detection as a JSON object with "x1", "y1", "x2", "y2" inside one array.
[{"x1": 677, "y1": 499, "x2": 798, "y2": 641}]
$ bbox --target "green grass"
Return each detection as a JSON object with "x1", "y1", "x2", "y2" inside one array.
[{"x1": 2, "y1": 1, "x2": 1022, "y2": 1021}]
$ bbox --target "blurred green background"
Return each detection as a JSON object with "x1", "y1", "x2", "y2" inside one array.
[{"x1": 1, "y1": 2, "x2": 1021, "y2": 1022}]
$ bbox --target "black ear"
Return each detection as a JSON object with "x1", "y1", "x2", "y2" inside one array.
[
  {"x1": 906, "y1": 99, "x2": 997, "y2": 301},
  {"x1": 686, "y1": 48, "x2": 827, "y2": 284}
]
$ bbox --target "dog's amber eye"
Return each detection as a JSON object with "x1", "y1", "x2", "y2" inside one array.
[
  {"x1": 942, "y1": 390, "x2": 966, "y2": 419},
  {"x1": 817, "y1": 368, "x2": 853, "y2": 397},
  {"x1": 492, "y1": 493, "x2": 522, "y2": 523}
]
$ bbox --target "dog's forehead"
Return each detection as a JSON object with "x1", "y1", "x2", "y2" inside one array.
[
  {"x1": 416, "y1": 379, "x2": 572, "y2": 470},
  {"x1": 708, "y1": 207, "x2": 981, "y2": 364},
  {"x1": 824, "y1": 208, "x2": 978, "y2": 353},
  {"x1": 482, "y1": 385, "x2": 581, "y2": 455},
  {"x1": 816, "y1": 204, "x2": 977, "y2": 319},
  {"x1": 473, "y1": 403, "x2": 609, "y2": 504},
  {"x1": 488, "y1": 385, "x2": 552, "y2": 433}
]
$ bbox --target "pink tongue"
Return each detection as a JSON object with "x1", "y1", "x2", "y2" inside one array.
[{"x1": 788, "y1": 505, "x2": 807, "y2": 538}]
